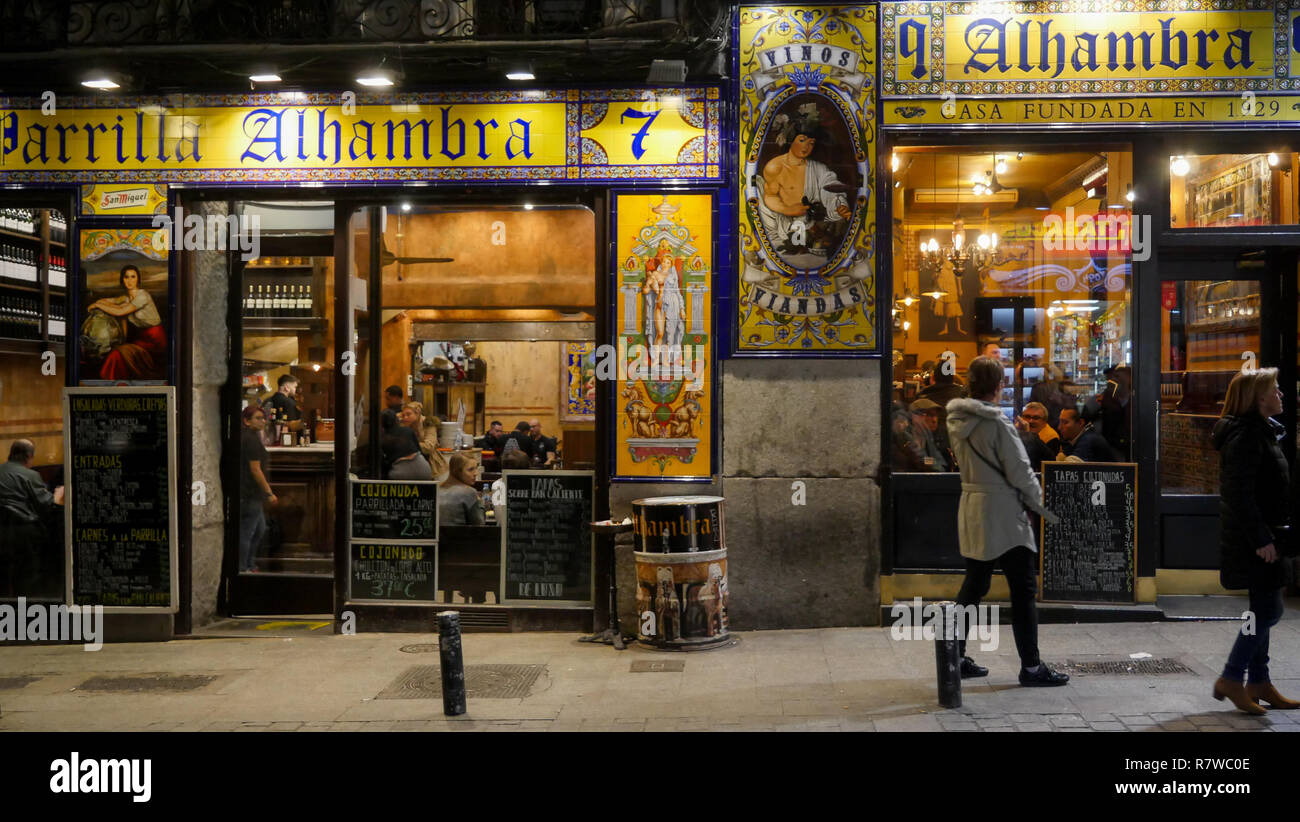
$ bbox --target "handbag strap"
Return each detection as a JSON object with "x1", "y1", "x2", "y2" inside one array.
[{"x1": 966, "y1": 419, "x2": 1016, "y2": 492}]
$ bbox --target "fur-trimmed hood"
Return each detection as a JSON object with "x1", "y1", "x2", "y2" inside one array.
[{"x1": 945, "y1": 397, "x2": 1003, "y2": 441}]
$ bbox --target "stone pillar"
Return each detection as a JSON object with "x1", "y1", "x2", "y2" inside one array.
[
  {"x1": 719, "y1": 358, "x2": 882, "y2": 628},
  {"x1": 189, "y1": 201, "x2": 229, "y2": 628}
]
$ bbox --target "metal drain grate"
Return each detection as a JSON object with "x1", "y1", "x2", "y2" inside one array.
[
  {"x1": 76, "y1": 674, "x2": 217, "y2": 693},
  {"x1": 630, "y1": 660, "x2": 685, "y2": 673},
  {"x1": 376, "y1": 664, "x2": 544, "y2": 700},
  {"x1": 1048, "y1": 658, "x2": 1194, "y2": 676},
  {"x1": 0, "y1": 675, "x2": 39, "y2": 690},
  {"x1": 400, "y1": 643, "x2": 440, "y2": 654}
]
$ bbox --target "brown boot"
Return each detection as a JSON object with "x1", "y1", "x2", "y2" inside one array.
[
  {"x1": 1246, "y1": 682, "x2": 1300, "y2": 710},
  {"x1": 1214, "y1": 677, "x2": 1268, "y2": 715}
]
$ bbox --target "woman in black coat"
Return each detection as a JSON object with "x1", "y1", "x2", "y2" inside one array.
[{"x1": 1211, "y1": 367, "x2": 1296, "y2": 714}]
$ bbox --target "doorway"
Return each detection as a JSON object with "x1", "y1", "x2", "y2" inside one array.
[{"x1": 1155, "y1": 252, "x2": 1297, "y2": 570}]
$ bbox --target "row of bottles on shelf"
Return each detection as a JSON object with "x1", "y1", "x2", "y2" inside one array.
[
  {"x1": 0, "y1": 209, "x2": 67, "y2": 242},
  {"x1": 243, "y1": 283, "x2": 314, "y2": 317},
  {"x1": 1, "y1": 245, "x2": 68, "y2": 285},
  {"x1": 0, "y1": 296, "x2": 64, "y2": 341}
]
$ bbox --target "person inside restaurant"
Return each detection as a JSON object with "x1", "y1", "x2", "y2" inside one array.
[
  {"x1": 529, "y1": 419, "x2": 557, "y2": 468},
  {"x1": 439, "y1": 452, "x2": 485, "y2": 526},
  {"x1": 0, "y1": 438, "x2": 64, "y2": 595},
  {"x1": 267, "y1": 374, "x2": 301, "y2": 423},
  {"x1": 1058, "y1": 408, "x2": 1116, "y2": 462}
]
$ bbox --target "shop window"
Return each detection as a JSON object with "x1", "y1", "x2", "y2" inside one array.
[
  {"x1": 889, "y1": 148, "x2": 1134, "y2": 474},
  {"x1": 1168, "y1": 153, "x2": 1299, "y2": 228},
  {"x1": 1159, "y1": 279, "x2": 1262, "y2": 495}
]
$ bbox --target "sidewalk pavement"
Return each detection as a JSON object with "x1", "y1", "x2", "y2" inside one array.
[{"x1": 4, "y1": 605, "x2": 1300, "y2": 732}]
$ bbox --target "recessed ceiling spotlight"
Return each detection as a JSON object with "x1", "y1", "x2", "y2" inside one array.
[
  {"x1": 82, "y1": 75, "x2": 121, "y2": 90},
  {"x1": 1268, "y1": 152, "x2": 1280, "y2": 167},
  {"x1": 400, "y1": 202, "x2": 411, "y2": 212},
  {"x1": 356, "y1": 70, "x2": 395, "y2": 87},
  {"x1": 523, "y1": 203, "x2": 534, "y2": 211}
]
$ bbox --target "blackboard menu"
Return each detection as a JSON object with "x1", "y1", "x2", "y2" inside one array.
[
  {"x1": 501, "y1": 470, "x2": 594, "y2": 604},
  {"x1": 1040, "y1": 462, "x2": 1137, "y2": 603},
  {"x1": 350, "y1": 480, "x2": 438, "y2": 541},
  {"x1": 65, "y1": 388, "x2": 176, "y2": 610},
  {"x1": 349, "y1": 542, "x2": 438, "y2": 602}
]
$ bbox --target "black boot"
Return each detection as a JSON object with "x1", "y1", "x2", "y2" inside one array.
[{"x1": 960, "y1": 656, "x2": 988, "y2": 678}]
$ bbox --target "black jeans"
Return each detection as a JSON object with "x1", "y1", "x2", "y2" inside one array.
[
  {"x1": 956, "y1": 545, "x2": 1040, "y2": 669},
  {"x1": 1221, "y1": 585, "x2": 1284, "y2": 684}
]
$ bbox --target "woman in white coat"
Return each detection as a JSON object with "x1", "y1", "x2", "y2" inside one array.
[{"x1": 945, "y1": 356, "x2": 1068, "y2": 687}]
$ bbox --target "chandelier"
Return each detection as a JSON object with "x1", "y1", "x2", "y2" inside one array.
[{"x1": 919, "y1": 218, "x2": 1010, "y2": 272}]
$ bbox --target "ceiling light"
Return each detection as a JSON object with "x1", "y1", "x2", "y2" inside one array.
[
  {"x1": 1016, "y1": 152, "x2": 1024, "y2": 161},
  {"x1": 1107, "y1": 204, "x2": 1125, "y2": 209},
  {"x1": 1125, "y1": 184, "x2": 1136, "y2": 203},
  {"x1": 356, "y1": 70, "x2": 395, "y2": 87},
  {"x1": 506, "y1": 70, "x2": 535, "y2": 81},
  {"x1": 891, "y1": 153, "x2": 901, "y2": 172},
  {"x1": 82, "y1": 76, "x2": 120, "y2": 90},
  {"x1": 1087, "y1": 188, "x2": 1096, "y2": 198},
  {"x1": 995, "y1": 157, "x2": 1008, "y2": 174},
  {"x1": 1035, "y1": 206, "x2": 1050, "y2": 211},
  {"x1": 1170, "y1": 156, "x2": 1190, "y2": 176},
  {"x1": 249, "y1": 73, "x2": 282, "y2": 83},
  {"x1": 893, "y1": 180, "x2": 901, "y2": 188},
  {"x1": 523, "y1": 203, "x2": 534, "y2": 210},
  {"x1": 400, "y1": 202, "x2": 411, "y2": 212},
  {"x1": 1268, "y1": 152, "x2": 1280, "y2": 167}
]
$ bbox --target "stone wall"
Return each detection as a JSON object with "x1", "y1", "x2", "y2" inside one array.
[
  {"x1": 719, "y1": 358, "x2": 881, "y2": 629},
  {"x1": 607, "y1": 359, "x2": 882, "y2": 632},
  {"x1": 189, "y1": 201, "x2": 229, "y2": 628}
]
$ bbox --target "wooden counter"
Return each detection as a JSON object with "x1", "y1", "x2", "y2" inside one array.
[{"x1": 262, "y1": 443, "x2": 334, "y2": 574}]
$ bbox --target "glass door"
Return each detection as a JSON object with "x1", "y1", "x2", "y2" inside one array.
[
  {"x1": 1157, "y1": 256, "x2": 1288, "y2": 569},
  {"x1": 224, "y1": 200, "x2": 337, "y2": 615}
]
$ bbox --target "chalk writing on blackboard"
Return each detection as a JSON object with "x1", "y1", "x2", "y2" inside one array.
[{"x1": 1040, "y1": 462, "x2": 1137, "y2": 604}]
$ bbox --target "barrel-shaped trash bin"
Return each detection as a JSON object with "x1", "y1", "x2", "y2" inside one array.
[
  {"x1": 631, "y1": 496, "x2": 730, "y2": 650},
  {"x1": 631, "y1": 495, "x2": 726, "y2": 553}
]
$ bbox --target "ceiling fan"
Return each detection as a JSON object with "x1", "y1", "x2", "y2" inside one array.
[{"x1": 380, "y1": 239, "x2": 454, "y2": 281}]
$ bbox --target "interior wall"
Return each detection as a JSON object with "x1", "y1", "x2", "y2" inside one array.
[
  {"x1": 0, "y1": 354, "x2": 65, "y2": 466},
  {"x1": 477, "y1": 340, "x2": 562, "y2": 441}
]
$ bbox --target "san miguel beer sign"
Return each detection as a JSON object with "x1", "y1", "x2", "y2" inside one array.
[
  {"x1": 882, "y1": 1, "x2": 1300, "y2": 126},
  {"x1": 737, "y1": 5, "x2": 878, "y2": 354}
]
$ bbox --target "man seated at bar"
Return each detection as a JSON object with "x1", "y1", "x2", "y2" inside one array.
[
  {"x1": 440, "y1": 453, "x2": 485, "y2": 526},
  {"x1": 382, "y1": 413, "x2": 433, "y2": 480},
  {"x1": 1058, "y1": 408, "x2": 1116, "y2": 462},
  {"x1": 381, "y1": 384, "x2": 405, "y2": 429},
  {"x1": 907, "y1": 398, "x2": 948, "y2": 471},
  {"x1": 267, "y1": 374, "x2": 301, "y2": 422},
  {"x1": 0, "y1": 439, "x2": 64, "y2": 595},
  {"x1": 482, "y1": 420, "x2": 508, "y2": 458},
  {"x1": 1015, "y1": 401, "x2": 1061, "y2": 471},
  {"x1": 502, "y1": 421, "x2": 535, "y2": 462},
  {"x1": 528, "y1": 419, "x2": 557, "y2": 468}
]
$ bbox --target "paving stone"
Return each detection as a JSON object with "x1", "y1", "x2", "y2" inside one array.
[
  {"x1": 1014, "y1": 722, "x2": 1053, "y2": 732},
  {"x1": 982, "y1": 726, "x2": 1017, "y2": 732},
  {"x1": 1117, "y1": 715, "x2": 1157, "y2": 726},
  {"x1": 940, "y1": 721, "x2": 980, "y2": 731},
  {"x1": 975, "y1": 717, "x2": 1012, "y2": 728},
  {"x1": 1089, "y1": 721, "x2": 1127, "y2": 731},
  {"x1": 1049, "y1": 715, "x2": 1087, "y2": 728},
  {"x1": 1158, "y1": 720, "x2": 1197, "y2": 731}
]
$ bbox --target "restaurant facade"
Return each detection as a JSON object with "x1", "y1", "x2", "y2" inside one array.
[{"x1": 2, "y1": 1, "x2": 1299, "y2": 639}]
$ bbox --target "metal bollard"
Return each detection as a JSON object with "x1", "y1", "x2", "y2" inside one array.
[
  {"x1": 438, "y1": 611, "x2": 467, "y2": 717},
  {"x1": 933, "y1": 601, "x2": 962, "y2": 709}
]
